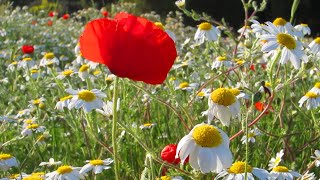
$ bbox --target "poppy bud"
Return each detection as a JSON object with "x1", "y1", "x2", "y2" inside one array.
[
  {"x1": 21, "y1": 45, "x2": 34, "y2": 54},
  {"x1": 161, "y1": 144, "x2": 180, "y2": 164},
  {"x1": 62, "y1": 14, "x2": 70, "y2": 20}
]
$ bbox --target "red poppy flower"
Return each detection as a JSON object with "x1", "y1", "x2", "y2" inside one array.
[
  {"x1": 79, "y1": 12, "x2": 177, "y2": 84},
  {"x1": 48, "y1": 11, "x2": 56, "y2": 17},
  {"x1": 101, "y1": 10, "x2": 108, "y2": 17},
  {"x1": 62, "y1": 14, "x2": 70, "y2": 20},
  {"x1": 21, "y1": 45, "x2": 34, "y2": 54},
  {"x1": 254, "y1": 101, "x2": 273, "y2": 114},
  {"x1": 250, "y1": 64, "x2": 255, "y2": 71},
  {"x1": 47, "y1": 20, "x2": 53, "y2": 26},
  {"x1": 161, "y1": 144, "x2": 180, "y2": 164}
]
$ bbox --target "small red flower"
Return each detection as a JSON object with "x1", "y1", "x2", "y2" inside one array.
[
  {"x1": 21, "y1": 45, "x2": 34, "y2": 54},
  {"x1": 31, "y1": 20, "x2": 37, "y2": 25},
  {"x1": 79, "y1": 12, "x2": 177, "y2": 84},
  {"x1": 47, "y1": 20, "x2": 53, "y2": 26},
  {"x1": 101, "y1": 10, "x2": 108, "y2": 17},
  {"x1": 48, "y1": 11, "x2": 56, "y2": 17},
  {"x1": 250, "y1": 64, "x2": 255, "y2": 71},
  {"x1": 161, "y1": 144, "x2": 180, "y2": 164},
  {"x1": 62, "y1": 14, "x2": 70, "y2": 20},
  {"x1": 255, "y1": 101, "x2": 273, "y2": 114}
]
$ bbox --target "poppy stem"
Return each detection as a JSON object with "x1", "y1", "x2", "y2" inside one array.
[{"x1": 112, "y1": 76, "x2": 120, "y2": 180}]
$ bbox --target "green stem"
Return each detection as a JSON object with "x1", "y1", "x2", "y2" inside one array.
[{"x1": 112, "y1": 76, "x2": 120, "y2": 180}]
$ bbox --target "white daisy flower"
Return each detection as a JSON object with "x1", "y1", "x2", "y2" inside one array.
[
  {"x1": 309, "y1": 37, "x2": 320, "y2": 56},
  {"x1": 96, "y1": 101, "x2": 114, "y2": 117},
  {"x1": 309, "y1": 82, "x2": 320, "y2": 95},
  {"x1": 175, "y1": 0, "x2": 185, "y2": 8},
  {"x1": 194, "y1": 88, "x2": 211, "y2": 100},
  {"x1": 57, "y1": 69, "x2": 75, "y2": 80},
  {"x1": 270, "y1": 166, "x2": 301, "y2": 180},
  {"x1": 55, "y1": 95, "x2": 73, "y2": 110},
  {"x1": 215, "y1": 161, "x2": 270, "y2": 180},
  {"x1": 79, "y1": 158, "x2": 113, "y2": 175},
  {"x1": 158, "y1": 176, "x2": 184, "y2": 180},
  {"x1": 24, "y1": 68, "x2": 42, "y2": 81},
  {"x1": 22, "y1": 117, "x2": 37, "y2": 128},
  {"x1": 7, "y1": 61, "x2": 18, "y2": 71},
  {"x1": 194, "y1": 22, "x2": 220, "y2": 45},
  {"x1": 66, "y1": 89, "x2": 106, "y2": 113},
  {"x1": 250, "y1": 20, "x2": 266, "y2": 36},
  {"x1": 39, "y1": 158, "x2": 62, "y2": 167},
  {"x1": 300, "y1": 171, "x2": 317, "y2": 180},
  {"x1": 311, "y1": 150, "x2": 320, "y2": 167},
  {"x1": 268, "y1": 149, "x2": 284, "y2": 170},
  {"x1": 139, "y1": 123, "x2": 157, "y2": 130},
  {"x1": 294, "y1": 23, "x2": 311, "y2": 36},
  {"x1": 175, "y1": 123, "x2": 233, "y2": 174},
  {"x1": 212, "y1": 56, "x2": 233, "y2": 69},
  {"x1": 18, "y1": 57, "x2": 36, "y2": 69},
  {"x1": 29, "y1": 97, "x2": 46, "y2": 107},
  {"x1": 260, "y1": 22, "x2": 307, "y2": 69},
  {"x1": 298, "y1": 91, "x2": 320, "y2": 110},
  {"x1": 154, "y1": 22, "x2": 177, "y2": 42},
  {"x1": 237, "y1": 26, "x2": 251, "y2": 37},
  {"x1": 46, "y1": 165, "x2": 84, "y2": 180},
  {"x1": 21, "y1": 123, "x2": 45, "y2": 136},
  {"x1": 240, "y1": 128, "x2": 261, "y2": 144},
  {"x1": 271, "y1": 17, "x2": 302, "y2": 37},
  {"x1": 39, "y1": 52, "x2": 59, "y2": 67},
  {"x1": 175, "y1": 82, "x2": 199, "y2": 91},
  {"x1": 0, "y1": 154, "x2": 19, "y2": 171},
  {"x1": 15, "y1": 108, "x2": 31, "y2": 118},
  {"x1": 77, "y1": 64, "x2": 90, "y2": 81},
  {"x1": 207, "y1": 88, "x2": 240, "y2": 126}
]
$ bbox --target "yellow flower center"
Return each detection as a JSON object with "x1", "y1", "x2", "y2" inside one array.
[
  {"x1": 60, "y1": 95, "x2": 73, "y2": 102},
  {"x1": 23, "y1": 57, "x2": 32, "y2": 61},
  {"x1": 305, "y1": 92, "x2": 318, "y2": 98},
  {"x1": 235, "y1": 59, "x2": 245, "y2": 65},
  {"x1": 44, "y1": 53, "x2": 55, "y2": 59},
  {"x1": 25, "y1": 119, "x2": 33, "y2": 124},
  {"x1": 62, "y1": 70, "x2": 73, "y2": 76},
  {"x1": 105, "y1": 77, "x2": 113, "y2": 81},
  {"x1": 143, "y1": 123, "x2": 153, "y2": 127},
  {"x1": 199, "y1": 22, "x2": 212, "y2": 31},
  {"x1": 179, "y1": 82, "x2": 189, "y2": 89},
  {"x1": 301, "y1": 23, "x2": 308, "y2": 27},
  {"x1": 169, "y1": 77, "x2": 176, "y2": 81},
  {"x1": 273, "y1": 17, "x2": 287, "y2": 26},
  {"x1": 79, "y1": 64, "x2": 89, "y2": 72},
  {"x1": 56, "y1": 165, "x2": 73, "y2": 174},
  {"x1": 8, "y1": 174, "x2": 21, "y2": 179},
  {"x1": 160, "y1": 176, "x2": 171, "y2": 180},
  {"x1": 192, "y1": 124, "x2": 222, "y2": 147},
  {"x1": 314, "y1": 82, "x2": 320, "y2": 88},
  {"x1": 39, "y1": 103, "x2": 46, "y2": 109},
  {"x1": 155, "y1": 22, "x2": 165, "y2": 31},
  {"x1": 0, "y1": 154, "x2": 12, "y2": 160},
  {"x1": 31, "y1": 69, "x2": 39, "y2": 74},
  {"x1": 11, "y1": 61, "x2": 17, "y2": 65},
  {"x1": 93, "y1": 70, "x2": 101, "y2": 76},
  {"x1": 228, "y1": 161, "x2": 253, "y2": 173},
  {"x1": 247, "y1": 132, "x2": 255, "y2": 138},
  {"x1": 175, "y1": 0, "x2": 185, "y2": 8},
  {"x1": 197, "y1": 91, "x2": 205, "y2": 97},
  {"x1": 211, "y1": 88, "x2": 236, "y2": 106},
  {"x1": 272, "y1": 166, "x2": 289, "y2": 172},
  {"x1": 314, "y1": 37, "x2": 320, "y2": 44},
  {"x1": 32, "y1": 172, "x2": 45, "y2": 176},
  {"x1": 37, "y1": 135, "x2": 45, "y2": 141},
  {"x1": 217, "y1": 56, "x2": 227, "y2": 61},
  {"x1": 22, "y1": 176, "x2": 44, "y2": 180},
  {"x1": 78, "y1": 90, "x2": 96, "y2": 102},
  {"x1": 229, "y1": 88, "x2": 240, "y2": 96},
  {"x1": 277, "y1": 33, "x2": 296, "y2": 49},
  {"x1": 33, "y1": 99, "x2": 41, "y2": 105},
  {"x1": 89, "y1": 159, "x2": 104, "y2": 166},
  {"x1": 27, "y1": 124, "x2": 39, "y2": 129},
  {"x1": 265, "y1": 82, "x2": 272, "y2": 87}
]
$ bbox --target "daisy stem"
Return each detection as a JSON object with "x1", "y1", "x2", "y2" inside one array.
[
  {"x1": 112, "y1": 76, "x2": 120, "y2": 180},
  {"x1": 267, "y1": 50, "x2": 281, "y2": 87}
]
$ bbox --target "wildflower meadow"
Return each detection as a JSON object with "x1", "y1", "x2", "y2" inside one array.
[{"x1": 0, "y1": 0, "x2": 319, "y2": 179}]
